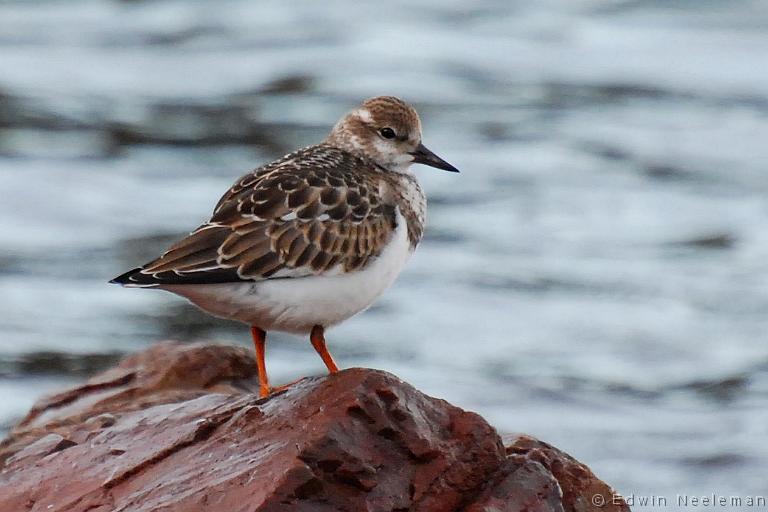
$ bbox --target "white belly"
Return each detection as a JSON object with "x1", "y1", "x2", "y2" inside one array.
[{"x1": 161, "y1": 212, "x2": 413, "y2": 334}]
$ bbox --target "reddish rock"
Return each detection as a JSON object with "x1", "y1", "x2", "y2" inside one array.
[
  {"x1": 503, "y1": 435, "x2": 628, "y2": 512},
  {"x1": 0, "y1": 341, "x2": 629, "y2": 511}
]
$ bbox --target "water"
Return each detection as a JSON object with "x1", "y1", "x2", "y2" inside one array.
[{"x1": 2, "y1": 0, "x2": 768, "y2": 507}]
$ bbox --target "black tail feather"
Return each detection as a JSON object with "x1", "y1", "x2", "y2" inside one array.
[
  {"x1": 110, "y1": 266, "x2": 246, "y2": 286},
  {"x1": 109, "y1": 267, "x2": 154, "y2": 286}
]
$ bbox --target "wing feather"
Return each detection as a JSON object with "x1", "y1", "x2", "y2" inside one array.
[{"x1": 117, "y1": 145, "x2": 398, "y2": 286}]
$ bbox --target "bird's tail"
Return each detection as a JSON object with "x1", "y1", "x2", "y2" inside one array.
[{"x1": 109, "y1": 267, "x2": 159, "y2": 288}]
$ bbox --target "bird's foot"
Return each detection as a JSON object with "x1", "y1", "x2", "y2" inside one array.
[{"x1": 259, "y1": 376, "x2": 307, "y2": 398}]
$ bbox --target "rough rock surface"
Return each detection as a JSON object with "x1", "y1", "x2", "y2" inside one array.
[{"x1": 0, "y1": 341, "x2": 629, "y2": 512}]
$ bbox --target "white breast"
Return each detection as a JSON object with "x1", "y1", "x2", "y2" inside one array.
[{"x1": 162, "y1": 209, "x2": 413, "y2": 334}]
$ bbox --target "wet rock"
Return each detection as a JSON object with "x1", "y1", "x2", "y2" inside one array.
[
  {"x1": 504, "y1": 435, "x2": 629, "y2": 512},
  {"x1": 0, "y1": 341, "x2": 258, "y2": 463},
  {"x1": 0, "y1": 342, "x2": 628, "y2": 511}
]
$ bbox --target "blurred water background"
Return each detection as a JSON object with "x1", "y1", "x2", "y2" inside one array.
[{"x1": 1, "y1": 0, "x2": 767, "y2": 507}]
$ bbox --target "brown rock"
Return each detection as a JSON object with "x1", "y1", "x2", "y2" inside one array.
[
  {"x1": 0, "y1": 341, "x2": 629, "y2": 511},
  {"x1": 502, "y1": 435, "x2": 630, "y2": 512}
]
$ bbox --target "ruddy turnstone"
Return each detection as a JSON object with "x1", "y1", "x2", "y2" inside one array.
[{"x1": 111, "y1": 96, "x2": 458, "y2": 397}]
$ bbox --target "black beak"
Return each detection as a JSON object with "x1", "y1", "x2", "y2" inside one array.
[{"x1": 410, "y1": 143, "x2": 460, "y2": 173}]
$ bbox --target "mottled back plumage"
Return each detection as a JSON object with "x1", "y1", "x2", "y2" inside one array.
[
  {"x1": 112, "y1": 95, "x2": 455, "y2": 293},
  {"x1": 114, "y1": 144, "x2": 423, "y2": 287}
]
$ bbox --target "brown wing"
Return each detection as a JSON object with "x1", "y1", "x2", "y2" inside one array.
[{"x1": 114, "y1": 145, "x2": 397, "y2": 287}]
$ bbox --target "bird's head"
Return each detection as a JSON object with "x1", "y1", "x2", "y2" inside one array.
[{"x1": 326, "y1": 96, "x2": 459, "y2": 175}]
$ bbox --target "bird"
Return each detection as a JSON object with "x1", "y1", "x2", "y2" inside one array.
[{"x1": 111, "y1": 96, "x2": 459, "y2": 398}]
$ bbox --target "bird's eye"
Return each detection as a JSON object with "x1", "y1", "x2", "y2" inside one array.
[{"x1": 379, "y1": 127, "x2": 396, "y2": 139}]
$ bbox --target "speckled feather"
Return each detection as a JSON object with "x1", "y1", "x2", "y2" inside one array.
[{"x1": 115, "y1": 143, "x2": 425, "y2": 286}]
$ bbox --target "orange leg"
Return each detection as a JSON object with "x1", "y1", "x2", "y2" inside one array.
[
  {"x1": 250, "y1": 326, "x2": 271, "y2": 398},
  {"x1": 310, "y1": 325, "x2": 339, "y2": 374}
]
